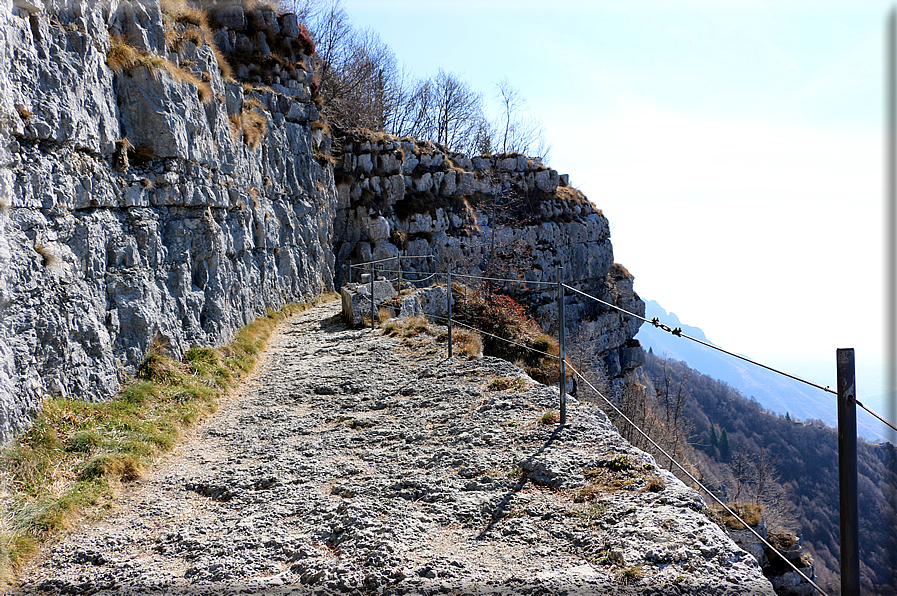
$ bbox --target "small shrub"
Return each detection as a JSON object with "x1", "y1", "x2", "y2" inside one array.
[
  {"x1": 644, "y1": 476, "x2": 665, "y2": 492},
  {"x1": 616, "y1": 565, "x2": 644, "y2": 585},
  {"x1": 14, "y1": 104, "x2": 32, "y2": 120},
  {"x1": 539, "y1": 409, "x2": 559, "y2": 425},
  {"x1": 486, "y1": 377, "x2": 525, "y2": 392},
  {"x1": 79, "y1": 453, "x2": 142, "y2": 482},
  {"x1": 453, "y1": 328, "x2": 482, "y2": 359},
  {"x1": 606, "y1": 455, "x2": 632, "y2": 472},
  {"x1": 574, "y1": 483, "x2": 601, "y2": 503}
]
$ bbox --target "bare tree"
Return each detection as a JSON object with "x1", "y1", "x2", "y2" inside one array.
[
  {"x1": 429, "y1": 69, "x2": 484, "y2": 153},
  {"x1": 491, "y1": 78, "x2": 551, "y2": 159},
  {"x1": 729, "y1": 451, "x2": 754, "y2": 506},
  {"x1": 282, "y1": 0, "x2": 549, "y2": 157}
]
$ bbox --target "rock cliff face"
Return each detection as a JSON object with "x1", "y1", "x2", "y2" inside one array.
[
  {"x1": 0, "y1": 0, "x2": 644, "y2": 440},
  {"x1": 0, "y1": 0, "x2": 334, "y2": 440},
  {"x1": 332, "y1": 132, "x2": 645, "y2": 392}
]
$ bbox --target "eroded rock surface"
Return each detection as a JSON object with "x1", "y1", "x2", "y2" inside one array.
[
  {"x1": 0, "y1": 0, "x2": 334, "y2": 440},
  {"x1": 17, "y1": 301, "x2": 774, "y2": 595}
]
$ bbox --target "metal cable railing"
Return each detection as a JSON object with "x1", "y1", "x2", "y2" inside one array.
[{"x1": 345, "y1": 256, "x2": 893, "y2": 595}]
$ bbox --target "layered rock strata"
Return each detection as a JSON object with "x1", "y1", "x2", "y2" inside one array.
[
  {"x1": 333, "y1": 132, "x2": 645, "y2": 392},
  {"x1": 0, "y1": 0, "x2": 334, "y2": 440}
]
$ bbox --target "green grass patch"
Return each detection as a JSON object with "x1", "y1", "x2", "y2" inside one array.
[{"x1": 0, "y1": 293, "x2": 338, "y2": 583}]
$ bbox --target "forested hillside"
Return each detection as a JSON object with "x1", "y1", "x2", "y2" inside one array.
[{"x1": 640, "y1": 353, "x2": 896, "y2": 595}]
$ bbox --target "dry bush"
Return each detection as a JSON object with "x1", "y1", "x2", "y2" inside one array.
[
  {"x1": 451, "y1": 284, "x2": 556, "y2": 382},
  {"x1": 453, "y1": 327, "x2": 482, "y2": 359}
]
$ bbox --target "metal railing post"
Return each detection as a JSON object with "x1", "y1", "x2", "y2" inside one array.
[
  {"x1": 837, "y1": 348, "x2": 860, "y2": 596},
  {"x1": 370, "y1": 261, "x2": 375, "y2": 331},
  {"x1": 557, "y1": 266, "x2": 566, "y2": 425},
  {"x1": 447, "y1": 264, "x2": 453, "y2": 358}
]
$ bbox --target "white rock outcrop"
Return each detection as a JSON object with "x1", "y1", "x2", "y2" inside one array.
[{"x1": 0, "y1": 0, "x2": 334, "y2": 439}]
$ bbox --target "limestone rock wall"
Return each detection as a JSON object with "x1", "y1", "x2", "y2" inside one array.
[
  {"x1": 0, "y1": 0, "x2": 335, "y2": 440},
  {"x1": 332, "y1": 132, "x2": 645, "y2": 390}
]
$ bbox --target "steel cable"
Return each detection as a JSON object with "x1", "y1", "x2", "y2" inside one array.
[
  {"x1": 566, "y1": 362, "x2": 829, "y2": 596},
  {"x1": 856, "y1": 399, "x2": 897, "y2": 433},
  {"x1": 430, "y1": 315, "x2": 560, "y2": 361},
  {"x1": 449, "y1": 272, "x2": 555, "y2": 286},
  {"x1": 349, "y1": 255, "x2": 434, "y2": 269},
  {"x1": 352, "y1": 258, "x2": 897, "y2": 433},
  {"x1": 562, "y1": 284, "x2": 839, "y2": 395},
  {"x1": 564, "y1": 283, "x2": 897, "y2": 432}
]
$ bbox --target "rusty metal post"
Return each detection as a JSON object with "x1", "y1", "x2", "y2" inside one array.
[
  {"x1": 557, "y1": 266, "x2": 566, "y2": 425},
  {"x1": 447, "y1": 264, "x2": 453, "y2": 358}
]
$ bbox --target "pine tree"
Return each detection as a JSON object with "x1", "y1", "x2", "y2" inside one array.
[
  {"x1": 785, "y1": 412, "x2": 791, "y2": 422},
  {"x1": 710, "y1": 424, "x2": 719, "y2": 449},
  {"x1": 719, "y1": 428, "x2": 731, "y2": 461}
]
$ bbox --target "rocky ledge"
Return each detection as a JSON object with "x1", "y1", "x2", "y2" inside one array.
[{"x1": 17, "y1": 301, "x2": 775, "y2": 595}]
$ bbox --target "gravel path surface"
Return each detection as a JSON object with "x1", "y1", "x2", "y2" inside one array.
[{"x1": 14, "y1": 300, "x2": 774, "y2": 595}]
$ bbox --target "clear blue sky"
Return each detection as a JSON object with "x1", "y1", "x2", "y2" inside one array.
[{"x1": 342, "y1": 1, "x2": 891, "y2": 419}]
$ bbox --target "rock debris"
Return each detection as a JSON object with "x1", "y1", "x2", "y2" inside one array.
[{"x1": 16, "y1": 301, "x2": 774, "y2": 595}]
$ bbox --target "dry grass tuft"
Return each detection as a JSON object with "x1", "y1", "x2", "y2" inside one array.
[
  {"x1": 241, "y1": 107, "x2": 268, "y2": 150},
  {"x1": 486, "y1": 377, "x2": 526, "y2": 392},
  {"x1": 159, "y1": 0, "x2": 233, "y2": 80},
  {"x1": 107, "y1": 36, "x2": 213, "y2": 103},
  {"x1": 717, "y1": 503, "x2": 763, "y2": 530},
  {"x1": 14, "y1": 105, "x2": 32, "y2": 120},
  {"x1": 33, "y1": 244, "x2": 60, "y2": 268},
  {"x1": 107, "y1": 36, "x2": 166, "y2": 73},
  {"x1": 453, "y1": 328, "x2": 483, "y2": 359},
  {"x1": 211, "y1": 45, "x2": 233, "y2": 80}
]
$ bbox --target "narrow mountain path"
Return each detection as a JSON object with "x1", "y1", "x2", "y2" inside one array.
[{"x1": 15, "y1": 300, "x2": 774, "y2": 595}]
